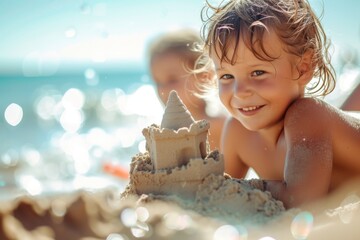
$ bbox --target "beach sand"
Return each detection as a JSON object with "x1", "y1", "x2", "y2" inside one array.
[{"x1": 0, "y1": 178, "x2": 359, "y2": 240}]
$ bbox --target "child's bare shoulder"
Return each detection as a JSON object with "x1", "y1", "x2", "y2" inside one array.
[
  {"x1": 285, "y1": 98, "x2": 334, "y2": 121},
  {"x1": 288, "y1": 97, "x2": 331, "y2": 112},
  {"x1": 284, "y1": 98, "x2": 335, "y2": 135}
]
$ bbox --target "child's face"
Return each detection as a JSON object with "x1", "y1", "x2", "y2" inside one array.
[
  {"x1": 150, "y1": 52, "x2": 201, "y2": 107},
  {"x1": 211, "y1": 31, "x2": 304, "y2": 131}
]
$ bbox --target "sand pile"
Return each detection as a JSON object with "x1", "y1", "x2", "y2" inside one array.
[
  {"x1": 1, "y1": 181, "x2": 360, "y2": 240},
  {"x1": 121, "y1": 150, "x2": 288, "y2": 226},
  {"x1": 0, "y1": 188, "x2": 233, "y2": 240},
  {"x1": 121, "y1": 90, "x2": 288, "y2": 227}
]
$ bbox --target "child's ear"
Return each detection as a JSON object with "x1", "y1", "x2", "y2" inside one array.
[{"x1": 297, "y1": 49, "x2": 314, "y2": 85}]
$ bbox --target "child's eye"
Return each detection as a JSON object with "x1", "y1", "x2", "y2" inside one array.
[
  {"x1": 218, "y1": 74, "x2": 234, "y2": 83},
  {"x1": 251, "y1": 70, "x2": 265, "y2": 77}
]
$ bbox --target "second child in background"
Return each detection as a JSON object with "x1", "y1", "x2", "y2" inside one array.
[{"x1": 147, "y1": 28, "x2": 227, "y2": 150}]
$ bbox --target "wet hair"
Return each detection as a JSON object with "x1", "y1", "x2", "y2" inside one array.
[
  {"x1": 147, "y1": 28, "x2": 202, "y2": 68},
  {"x1": 198, "y1": 0, "x2": 336, "y2": 97}
]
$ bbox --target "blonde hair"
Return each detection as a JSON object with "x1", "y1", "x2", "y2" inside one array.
[
  {"x1": 147, "y1": 28, "x2": 202, "y2": 68},
  {"x1": 198, "y1": 0, "x2": 336, "y2": 97}
]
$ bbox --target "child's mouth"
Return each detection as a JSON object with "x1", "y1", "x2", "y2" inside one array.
[{"x1": 238, "y1": 105, "x2": 264, "y2": 116}]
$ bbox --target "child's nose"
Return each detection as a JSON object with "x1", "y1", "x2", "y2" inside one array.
[{"x1": 233, "y1": 80, "x2": 253, "y2": 98}]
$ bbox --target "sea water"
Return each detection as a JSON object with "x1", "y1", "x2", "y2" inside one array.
[{"x1": 0, "y1": 69, "x2": 164, "y2": 196}]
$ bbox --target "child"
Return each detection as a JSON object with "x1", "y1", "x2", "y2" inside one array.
[
  {"x1": 197, "y1": 0, "x2": 360, "y2": 208},
  {"x1": 147, "y1": 28, "x2": 226, "y2": 150}
]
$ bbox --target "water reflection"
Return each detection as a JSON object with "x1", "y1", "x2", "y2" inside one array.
[
  {"x1": 4, "y1": 103, "x2": 23, "y2": 126},
  {"x1": 65, "y1": 27, "x2": 77, "y2": 39},
  {"x1": 0, "y1": 70, "x2": 163, "y2": 198}
]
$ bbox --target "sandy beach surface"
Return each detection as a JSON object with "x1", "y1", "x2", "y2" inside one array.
[{"x1": 0, "y1": 177, "x2": 359, "y2": 240}]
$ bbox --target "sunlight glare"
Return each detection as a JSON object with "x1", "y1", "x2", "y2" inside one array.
[
  {"x1": 4, "y1": 103, "x2": 23, "y2": 126},
  {"x1": 62, "y1": 88, "x2": 85, "y2": 110},
  {"x1": 125, "y1": 84, "x2": 163, "y2": 117},
  {"x1": 59, "y1": 109, "x2": 84, "y2": 133},
  {"x1": 65, "y1": 27, "x2": 77, "y2": 38},
  {"x1": 18, "y1": 175, "x2": 43, "y2": 195}
]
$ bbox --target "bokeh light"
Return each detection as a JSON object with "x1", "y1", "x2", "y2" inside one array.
[
  {"x1": 101, "y1": 88, "x2": 125, "y2": 112},
  {"x1": 17, "y1": 175, "x2": 43, "y2": 195},
  {"x1": 1, "y1": 149, "x2": 19, "y2": 167},
  {"x1": 126, "y1": 84, "x2": 163, "y2": 117},
  {"x1": 115, "y1": 128, "x2": 137, "y2": 148},
  {"x1": 339, "y1": 194, "x2": 360, "y2": 224},
  {"x1": 59, "y1": 109, "x2": 84, "y2": 133},
  {"x1": 35, "y1": 95, "x2": 59, "y2": 120},
  {"x1": 21, "y1": 147, "x2": 42, "y2": 166},
  {"x1": 86, "y1": 128, "x2": 115, "y2": 151},
  {"x1": 65, "y1": 27, "x2": 77, "y2": 38},
  {"x1": 62, "y1": 88, "x2": 85, "y2": 110},
  {"x1": 136, "y1": 206, "x2": 150, "y2": 222},
  {"x1": 4, "y1": 103, "x2": 23, "y2": 126},
  {"x1": 163, "y1": 212, "x2": 192, "y2": 231},
  {"x1": 84, "y1": 68, "x2": 99, "y2": 86},
  {"x1": 138, "y1": 140, "x2": 146, "y2": 153},
  {"x1": 213, "y1": 225, "x2": 241, "y2": 240},
  {"x1": 131, "y1": 223, "x2": 151, "y2": 238},
  {"x1": 290, "y1": 211, "x2": 314, "y2": 240},
  {"x1": 121, "y1": 208, "x2": 137, "y2": 227},
  {"x1": 106, "y1": 233, "x2": 128, "y2": 240}
]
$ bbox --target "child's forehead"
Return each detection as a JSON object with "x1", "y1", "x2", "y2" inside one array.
[{"x1": 210, "y1": 29, "x2": 285, "y2": 65}]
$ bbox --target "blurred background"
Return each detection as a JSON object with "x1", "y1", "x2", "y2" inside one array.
[{"x1": 0, "y1": 0, "x2": 359, "y2": 198}]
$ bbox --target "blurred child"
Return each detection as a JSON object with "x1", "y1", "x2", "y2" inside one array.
[
  {"x1": 198, "y1": 0, "x2": 360, "y2": 208},
  {"x1": 147, "y1": 28, "x2": 226, "y2": 150}
]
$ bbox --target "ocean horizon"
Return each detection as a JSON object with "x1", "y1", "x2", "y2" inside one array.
[{"x1": 0, "y1": 68, "x2": 166, "y2": 189}]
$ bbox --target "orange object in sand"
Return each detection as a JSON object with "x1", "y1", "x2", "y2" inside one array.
[{"x1": 102, "y1": 162, "x2": 129, "y2": 179}]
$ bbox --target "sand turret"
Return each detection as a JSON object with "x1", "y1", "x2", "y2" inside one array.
[
  {"x1": 143, "y1": 90, "x2": 210, "y2": 170},
  {"x1": 161, "y1": 90, "x2": 195, "y2": 130}
]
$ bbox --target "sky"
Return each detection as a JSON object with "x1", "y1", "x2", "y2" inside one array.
[{"x1": 0, "y1": 0, "x2": 359, "y2": 75}]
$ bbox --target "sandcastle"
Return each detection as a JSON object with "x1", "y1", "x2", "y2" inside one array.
[
  {"x1": 126, "y1": 90, "x2": 224, "y2": 198},
  {"x1": 122, "y1": 90, "x2": 287, "y2": 225}
]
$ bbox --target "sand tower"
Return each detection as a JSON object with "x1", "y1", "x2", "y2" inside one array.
[
  {"x1": 143, "y1": 90, "x2": 210, "y2": 170},
  {"x1": 129, "y1": 90, "x2": 224, "y2": 197}
]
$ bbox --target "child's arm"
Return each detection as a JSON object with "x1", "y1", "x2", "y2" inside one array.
[
  {"x1": 221, "y1": 117, "x2": 249, "y2": 178},
  {"x1": 265, "y1": 98, "x2": 333, "y2": 208}
]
